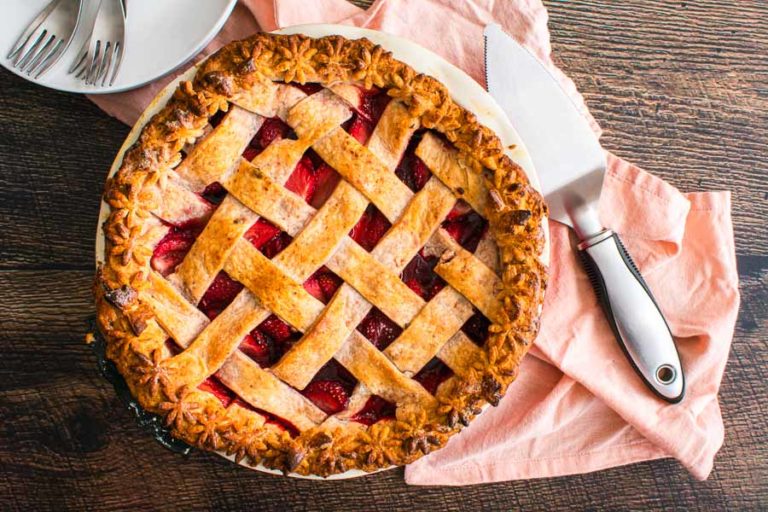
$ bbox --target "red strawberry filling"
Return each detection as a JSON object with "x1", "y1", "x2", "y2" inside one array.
[
  {"x1": 441, "y1": 206, "x2": 488, "y2": 253},
  {"x1": 282, "y1": 151, "x2": 341, "y2": 209},
  {"x1": 262, "y1": 232, "x2": 293, "y2": 259},
  {"x1": 356, "y1": 308, "x2": 402, "y2": 351},
  {"x1": 445, "y1": 199, "x2": 472, "y2": 220},
  {"x1": 240, "y1": 315, "x2": 300, "y2": 368},
  {"x1": 343, "y1": 87, "x2": 390, "y2": 145},
  {"x1": 347, "y1": 116, "x2": 374, "y2": 144},
  {"x1": 208, "y1": 110, "x2": 226, "y2": 128},
  {"x1": 291, "y1": 82, "x2": 323, "y2": 95},
  {"x1": 395, "y1": 136, "x2": 432, "y2": 193},
  {"x1": 302, "y1": 380, "x2": 350, "y2": 415},
  {"x1": 301, "y1": 360, "x2": 356, "y2": 414},
  {"x1": 244, "y1": 218, "x2": 293, "y2": 258},
  {"x1": 256, "y1": 116, "x2": 293, "y2": 149},
  {"x1": 310, "y1": 161, "x2": 341, "y2": 209},
  {"x1": 461, "y1": 310, "x2": 491, "y2": 347},
  {"x1": 244, "y1": 218, "x2": 281, "y2": 249},
  {"x1": 264, "y1": 414, "x2": 300, "y2": 436},
  {"x1": 356, "y1": 87, "x2": 391, "y2": 123},
  {"x1": 231, "y1": 398, "x2": 299, "y2": 437},
  {"x1": 164, "y1": 338, "x2": 182, "y2": 355},
  {"x1": 242, "y1": 146, "x2": 260, "y2": 162},
  {"x1": 243, "y1": 116, "x2": 294, "y2": 161},
  {"x1": 199, "y1": 376, "x2": 235, "y2": 407},
  {"x1": 314, "y1": 359, "x2": 357, "y2": 388},
  {"x1": 303, "y1": 266, "x2": 343, "y2": 304},
  {"x1": 259, "y1": 314, "x2": 295, "y2": 342},
  {"x1": 201, "y1": 181, "x2": 227, "y2": 205},
  {"x1": 413, "y1": 358, "x2": 453, "y2": 394},
  {"x1": 401, "y1": 252, "x2": 446, "y2": 301},
  {"x1": 151, "y1": 222, "x2": 205, "y2": 276},
  {"x1": 351, "y1": 396, "x2": 396, "y2": 426},
  {"x1": 198, "y1": 271, "x2": 244, "y2": 319},
  {"x1": 349, "y1": 204, "x2": 391, "y2": 252},
  {"x1": 238, "y1": 330, "x2": 275, "y2": 368},
  {"x1": 284, "y1": 154, "x2": 317, "y2": 202}
]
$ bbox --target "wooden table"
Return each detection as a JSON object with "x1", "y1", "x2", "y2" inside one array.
[{"x1": 1, "y1": 1, "x2": 766, "y2": 509}]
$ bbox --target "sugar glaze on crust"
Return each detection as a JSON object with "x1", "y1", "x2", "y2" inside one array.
[{"x1": 94, "y1": 33, "x2": 547, "y2": 477}]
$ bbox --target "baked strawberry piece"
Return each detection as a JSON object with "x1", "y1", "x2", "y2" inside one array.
[
  {"x1": 413, "y1": 358, "x2": 453, "y2": 394},
  {"x1": 349, "y1": 204, "x2": 391, "y2": 252},
  {"x1": 300, "y1": 360, "x2": 356, "y2": 414},
  {"x1": 151, "y1": 222, "x2": 205, "y2": 276},
  {"x1": 442, "y1": 202, "x2": 488, "y2": 253},
  {"x1": 199, "y1": 376, "x2": 235, "y2": 407},
  {"x1": 198, "y1": 271, "x2": 244, "y2": 319},
  {"x1": 244, "y1": 218, "x2": 293, "y2": 258},
  {"x1": 302, "y1": 380, "x2": 349, "y2": 415},
  {"x1": 208, "y1": 110, "x2": 226, "y2": 128},
  {"x1": 395, "y1": 136, "x2": 432, "y2": 193},
  {"x1": 244, "y1": 218, "x2": 281, "y2": 248},
  {"x1": 401, "y1": 252, "x2": 446, "y2": 301},
  {"x1": 239, "y1": 330, "x2": 275, "y2": 368},
  {"x1": 292, "y1": 82, "x2": 323, "y2": 95},
  {"x1": 461, "y1": 310, "x2": 491, "y2": 347},
  {"x1": 240, "y1": 315, "x2": 300, "y2": 368},
  {"x1": 343, "y1": 87, "x2": 391, "y2": 144},
  {"x1": 231, "y1": 398, "x2": 299, "y2": 437},
  {"x1": 243, "y1": 116, "x2": 294, "y2": 161},
  {"x1": 259, "y1": 315, "x2": 300, "y2": 362},
  {"x1": 351, "y1": 396, "x2": 396, "y2": 426},
  {"x1": 303, "y1": 266, "x2": 343, "y2": 304},
  {"x1": 284, "y1": 152, "x2": 341, "y2": 209},
  {"x1": 259, "y1": 314, "x2": 294, "y2": 342},
  {"x1": 284, "y1": 154, "x2": 317, "y2": 202},
  {"x1": 356, "y1": 308, "x2": 402, "y2": 351},
  {"x1": 356, "y1": 87, "x2": 391, "y2": 123},
  {"x1": 309, "y1": 161, "x2": 341, "y2": 209},
  {"x1": 201, "y1": 181, "x2": 227, "y2": 204}
]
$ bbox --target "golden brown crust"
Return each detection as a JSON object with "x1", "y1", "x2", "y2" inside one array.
[{"x1": 95, "y1": 33, "x2": 547, "y2": 477}]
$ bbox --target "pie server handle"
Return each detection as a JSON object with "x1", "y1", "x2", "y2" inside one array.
[{"x1": 578, "y1": 230, "x2": 685, "y2": 403}]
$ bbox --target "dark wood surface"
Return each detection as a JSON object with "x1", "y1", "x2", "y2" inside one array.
[{"x1": 1, "y1": 1, "x2": 766, "y2": 510}]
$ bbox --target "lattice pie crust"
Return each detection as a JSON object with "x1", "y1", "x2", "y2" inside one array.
[{"x1": 94, "y1": 33, "x2": 547, "y2": 476}]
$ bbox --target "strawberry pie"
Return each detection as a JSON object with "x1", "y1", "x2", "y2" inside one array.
[{"x1": 95, "y1": 32, "x2": 547, "y2": 476}]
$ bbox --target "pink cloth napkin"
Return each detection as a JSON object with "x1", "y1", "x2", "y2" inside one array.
[{"x1": 90, "y1": 0, "x2": 740, "y2": 485}]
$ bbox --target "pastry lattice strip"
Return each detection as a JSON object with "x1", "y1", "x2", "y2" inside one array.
[{"x1": 141, "y1": 81, "x2": 502, "y2": 431}]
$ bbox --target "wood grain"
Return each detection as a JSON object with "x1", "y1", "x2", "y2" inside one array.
[
  {"x1": 546, "y1": 0, "x2": 768, "y2": 255},
  {"x1": 0, "y1": 0, "x2": 766, "y2": 510}
]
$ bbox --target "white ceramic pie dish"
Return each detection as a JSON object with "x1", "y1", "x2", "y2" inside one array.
[{"x1": 95, "y1": 24, "x2": 549, "y2": 480}]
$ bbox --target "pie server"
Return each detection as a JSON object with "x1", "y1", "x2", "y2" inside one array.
[{"x1": 484, "y1": 24, "x2": 684, "y2": 403}]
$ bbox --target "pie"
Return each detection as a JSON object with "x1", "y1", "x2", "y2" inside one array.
[{"x1": 94, "y1": 32, "x2": 547, "y2": 476}]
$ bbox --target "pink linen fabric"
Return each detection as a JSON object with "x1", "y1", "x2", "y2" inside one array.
[{"x1": 90, "y1": 0, "x2": 740, "y2": 485}]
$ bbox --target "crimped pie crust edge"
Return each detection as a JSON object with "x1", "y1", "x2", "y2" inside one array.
[{"x1": 94, "y1": 32, "x2": 548, "y2": 477}]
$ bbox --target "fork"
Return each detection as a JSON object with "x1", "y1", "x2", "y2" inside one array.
[
  {"x1": 68, "y1": 0, "x2": 126, "y2": 86},
  {"x1": 6, "y1": 0, "x2": 84, "y2": 79}
]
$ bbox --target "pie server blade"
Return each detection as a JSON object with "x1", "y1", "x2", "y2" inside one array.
[{"x1": 484, "y1": 23, "x2": 684, "y2": 403}]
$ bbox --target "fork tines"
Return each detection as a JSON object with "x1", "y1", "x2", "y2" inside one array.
[
  {"x1": 67, "y1": 0, "x2": 126, "y2": 87},
  {"x1": 69, "y1": 39, "x2": 123, "y2": 86},
  {"x1": 7, "y1": 0, "x2": 75, "y2": 78}
]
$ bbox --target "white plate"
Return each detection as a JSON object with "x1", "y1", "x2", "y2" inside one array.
[
  {"x1": 96, "y1": 24, "x2": 549, "y2": 480},
  {"x1": 0, "y1": 0, "x2": 236, "y2": 93}
]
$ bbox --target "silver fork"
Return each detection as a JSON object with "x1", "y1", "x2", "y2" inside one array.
[
  {"x1": 68, "y1": 0, "x2": 126, "y2": 86},
  {"x1": 6, "y1": 0, "x2": 84, "y2": 79}
]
